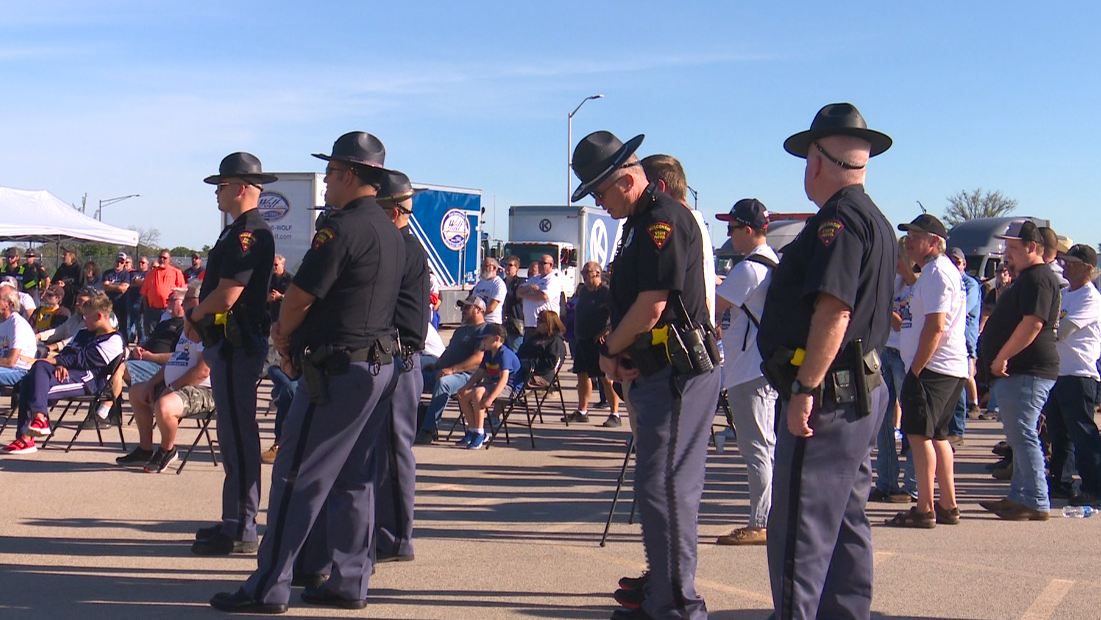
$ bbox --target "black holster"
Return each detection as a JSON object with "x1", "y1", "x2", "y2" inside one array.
[
  {"x1": 193, "y1": 315, "x2": 223, "y2": 348},
  {"x1": 821, "y1": 340, "x2": 883, "y2": 417}
]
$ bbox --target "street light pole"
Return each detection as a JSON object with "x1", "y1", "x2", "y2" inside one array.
[
  {"x1": 96, "y1": 194, "x2": 141, "y2": 221},
  {"x1": 568, "y1": 94, "x2": 604, "y2": 204},
  {"x1": 686, "y1": 185, "x2": 699, "y2": 210}
]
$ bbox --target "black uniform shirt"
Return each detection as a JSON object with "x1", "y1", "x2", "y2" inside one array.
[
  {"x1": 394, "y1": 226, "x2": 430, "y2": 351},
  {"x1": 757, "y1": 184, "x2": 896, "y2": 363},
  {"x1": 609, "y1": 186, "x2": 710, "y2": 331},
  {"x1": 292, "y1": 196, "x2": 405, "y2": 351},
  {"x1": 979, "y1": 263, "x2": 1061, "y2": 379},
  {"x1": 200, "y1": 209, "x2": 275, "y2": 328}
]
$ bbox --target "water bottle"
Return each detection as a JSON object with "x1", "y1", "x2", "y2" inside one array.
[{"x1": 1061, "y1": 506, "x2": 1098, "y2": 518}]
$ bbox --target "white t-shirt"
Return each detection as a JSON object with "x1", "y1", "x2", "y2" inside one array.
[
  {"x1": 716, "y1": 244, "x2": 778, "y2": 388},
  {"x1": 522, "y1": 271, "x2": 562, "y2": 327},
  {"x1": 18, "y1": 291, "x2": 36, "y2": 315},
  {"x1": 471, "y1": 276, "x2": 507, "y2": 324},
  {"x1": 1056, "y1": 283, "x2": 1101, "y2": 379},
  {"x1": 0, "y1": 313, "x2": 36, "y2": 370},
  {"x1": 689, "y1": 210, "x2": 717, "y2": 327},
  {"x1": 164, "y1": 332, "x2": 210, "y2": 388},
  {"x1": 886, "y1": 274, "x2": 914, "y2": 351},
  {"x1": 423, "y1": 323, "x2": 446, "y2": 357},
  {"x1": 900, "y1": 255, "x2": 968, "y2": 378}
]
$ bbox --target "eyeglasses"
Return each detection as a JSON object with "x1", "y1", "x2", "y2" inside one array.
[
  {"x1": 542, "y1": 261, "x2": 554, "y2": 266},
  {"x1": 160, "y1": 256, "x2": 170, "y2": 261},
  {"x1": 727, "y1": 223, "x2": 747, "y2": 233},
  {"x1": 325, "y1": 165, "x2": 352, "y2": 176}
]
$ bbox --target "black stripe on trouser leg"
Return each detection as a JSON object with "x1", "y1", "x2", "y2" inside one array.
[
  {"x1": 223, "y1": 348, "x2": 249, "y2": 541},
  {"x1": 665, "y1": 371, "x2": 686, "y2": 611},
  {"x1": 780, "y1": 435, "x2": 808, "y2": 620},
  {"x1": 254, "y1": 400, "x2": 317, "y2": 596}
]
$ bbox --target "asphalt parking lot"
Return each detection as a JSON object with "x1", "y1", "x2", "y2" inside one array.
[{"x1": 2, "y1": 371, "x2": 1101, "y2": 620}]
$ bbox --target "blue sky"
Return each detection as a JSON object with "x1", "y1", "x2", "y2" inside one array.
[{"x1": 2, "y1": 2, "x2": 1098, "y2": 251}]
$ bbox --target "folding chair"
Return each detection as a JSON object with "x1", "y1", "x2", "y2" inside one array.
[
  {"x1": 39, "y1": 356, "x2": 128, "y2": 453},
  {"x1": 0, "y1": 384, "x2": 17, "y2": 437},
  {"x1": 527, "y1": 357, "x2": 567, "y2": 425},
  {"x1": 176, "y1": 406, "x2": 218, "y2": 474}
]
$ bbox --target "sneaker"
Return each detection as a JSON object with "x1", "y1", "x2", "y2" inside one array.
[
  {"x1": 467, "y1": 432, "x2": 487, "y2": 450},
  {"x1": 618, "y1": 571, "x2": 650, "y2": 591},
  {"x1": 613, "y1": 587, "x2": 644, "y2": 610},
  {"x1": 967, "y1": 404, "x2": 982, "y2": 419},
  {"x1": 3, "y1": 437, "x2": 37, "y2": 454},
  {"x1": 457, "y1": 431, "x2": 475, "y2": 448},
  {"x1": 260, "y1": 444, "x2": 279, "y2": 464},
  {"x1": 602, "y1": 414, "x2": 622, "y2": 428},
  {"x1": 978, "y1": 408, "x2": 1000, "y2": 421},
  {"x1": 946, "y1": 435, "x2": 965, "y2": 448},
  {"x1": 144, "y1": 447, "x2": 178, "y2": 473},
  {"x1": 116, "y1": 447, "x2": 155, "y2": 467},
  {"x1": 27, "y1": 417, "x2": 51, "y2": 437}
]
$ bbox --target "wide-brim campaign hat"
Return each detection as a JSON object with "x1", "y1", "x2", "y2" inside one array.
[
  {"x1": 784, "y1": 103, "x2": 893, "y2": 159},
  {"x1": 377, "y1": 170, "x2": 427, "y2": 204},
  {"x1": 203, "y1": 152, "x2": 278, "y2": 185},
  {"x1": 570, "y1": 130, "x2": 645, "y2": 203},
  {"x1": 312, "y1": 131, "x2": 393, "y2": 172}
]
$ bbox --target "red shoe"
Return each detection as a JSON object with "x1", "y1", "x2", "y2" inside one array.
[
  {"x1": 4, "y1": 437, "x2": 37, "y2": 454},
  {"x1": 27, "y1": 417, "x2": 51, "y2": 437}
]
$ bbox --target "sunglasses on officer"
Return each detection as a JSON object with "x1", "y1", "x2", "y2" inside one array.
[{"x1": 590, "y1": 162, "x2": 641, "y2": 202}]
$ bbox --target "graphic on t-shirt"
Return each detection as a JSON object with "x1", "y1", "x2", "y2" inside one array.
[{"x1": 897, "y1": 294, "x2": 913, "y2": 330}]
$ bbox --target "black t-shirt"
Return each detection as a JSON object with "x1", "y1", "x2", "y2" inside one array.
[
  {"x1": 200, "y1": 209, "x2": 275, "y2": 329},
  {"x1": 574, "y1": 284, "x2": 612, "y2": 340},
  {"x1": 268, "y1": 270, "x2": 293, "y2": 321},
  {"x1": 127, "y1": 269, "x2": 147, "y2": 303},
  {"x1": 22, "y1": 262, "x2": 47, "y2": 290},
  {"x1": 978, "y1": 263, "x2": 1061, "y2": 379},
  {"x1": 101, "y1": 267, "x2": 132, "y2": 301},
  {"x1": 504, "y1": 274, "x2": 527, "y2": 323},
  {"x1": 517, "y1": 333, "x2": 566, "y2": 382},
  {"x1": 609, "y1": 186, "x2": 710, "y2": 330},
  {"x1": 291, "y1": 196, "x2": 405, "y2": 351},
  {"x1": 394, "y1": 226, "x2": 430, "y2": 351},
  {"x1": 757, "y1": 184, "x2": 897, "y2": 363},
  {"x1": 142, "y1": 316, "x2": 185, "y2": 354},
  {"x1": 52, "y1": 262, "x2": 86, "y2": 310}
]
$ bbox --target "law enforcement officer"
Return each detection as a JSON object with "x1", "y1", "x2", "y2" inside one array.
[
  {"x1": 210, "y1": 132, "x2": 405, "y2": 613},
  {"x1": 188, "y1": 152, "x2": 277, "y2": 556},
  {"x1": 572, "y1": 131, "x2": 721, "y2": 620},
  {"x1": 757, "y1": 103, "x2": 896, "y2": 620}
]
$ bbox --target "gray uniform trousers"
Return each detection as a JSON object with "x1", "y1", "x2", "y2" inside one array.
[
  {"x1": 629, "y1": 365, "x2": 722, "y2": 620},
  {"x1": 204, "y1": 336, "x2": 268, "y2": 542},
  {"x1": 375, "y1": 354, "x2": 422, "y2": 557},
  {"x1": 239, "y1": 360, "x2": 396, "y2": 605},
  {"x1": 767, "y1": 383, "x2": 887, "y2": 620}
]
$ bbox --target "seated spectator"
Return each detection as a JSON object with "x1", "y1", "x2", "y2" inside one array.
[
  {"x1": 115, "y1": 313, "x2": 214, "y2": 473},
  {"x1": 125, "y1": 286, "x2": 194, "y2": 385},
  {"x1": 84, "y1": 261, "x2": 101, "y2": 291},
  {"x1": 260, "y1": 362, "x2": 299, "y2": 465},
  {"x1": 37, "y1": 287, "x2": 95, "y2": 356},
  {"x1": 414, "y1": 297, "x2": 486, "y2": 444},
  {"x1": 0, "y1": 287, "x2": 36, "y2": 387},
  {"x1": 456, "y1": 324, "x2": 521, "y2": 450},
  {"x1": 3, "y1": 293, "x2": 125, "y2": 455},
  {"x1": 517, "y1": 309, "x2": 566, "y2": 388},
  {"x1": 30, "y1": 287, "x2": 70, "y2": 333},
  {"x1": 1, "y1": 277, "x2": 35, "y2": 320}
]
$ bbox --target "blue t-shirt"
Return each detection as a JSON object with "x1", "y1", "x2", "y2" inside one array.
[
  {"x1": 962, "y1": 273, "x2": 981, "y2": 357},
  {"x1": 479, "y1": 345, "x2": 522, "y2": 388}
]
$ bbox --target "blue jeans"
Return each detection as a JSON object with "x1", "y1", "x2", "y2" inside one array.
[
  {"x1": 420, "y1": 371, "x2": 471, "y2": 433},
  {"x1": 0, "y1": 367, "x2": 28, "y2": 386},
  {"x1": 266, "y1": 365, "x2": 299, "y2": 443},
  {"x1": 126, "y1": 360, "x2": 162, "y2": 385},
  {"x1": 875, "y1": 347, "x2": 916, "y2": 496},
  {"x1": 949, "y1": 389, "x2": 967, "y2": 437},
  {"x1": 1046, "y1": 376, "x2": 1101, "y2": 495},
  {"x1": 993, "y1": 374, "x2": 1055, "y2": 511}
]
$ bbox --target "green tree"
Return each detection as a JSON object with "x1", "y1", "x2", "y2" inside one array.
[
  {"x1": 170, "y1": 246, "x2": 195, "y2": 257},
  {"x1": 943, "y1": 188, "x2": 1018, "y2": 227}
]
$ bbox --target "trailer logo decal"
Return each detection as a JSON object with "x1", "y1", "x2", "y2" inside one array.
[
  {"x1": 441, "y1": 209, "x2": 471, "y2": 251},
  {"x1": 817, "y1": 219, "x2": 844, "y2": 247},
  {"x1": 258, "y1": 192, "x2": 291, "y2": 223},
  {"x1": 590, "y1": 220, "x2": 609, "y2": 265},
  {"x1": 647, "y1": 222, "x2": 672, "y2": 250},
  {"x1": 539, "y1": 218, "x2": 553, "y2": 233}
]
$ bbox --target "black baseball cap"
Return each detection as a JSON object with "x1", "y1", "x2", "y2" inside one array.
[
  {"x1": 897, "y1": 214, "x2": 947, "y2": 239},
  {"x1": 1063, "y1": 244, "x2": 1098, "y2": 268},
  {"x1": 994, "y1": 220, "x2": 1044, "y2": 244},
  {"x1": 716, "y1": 198, "x2": 769, "y2": 231}
]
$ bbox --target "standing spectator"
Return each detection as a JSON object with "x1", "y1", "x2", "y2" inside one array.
[
  {"x1": 570, "y1": 261, "x2": 619, "y2": 426},
  {"x1": 0, "y1": 287, "x2": 35, "y2": 387},
  {"x1": 516, "y1": 254, "x2": 562, "y2": 339},
  {"x1": 184, "y1": 252, "x2": 206, "y2": 282},
  {"x1": 1045, "y1": 244, "x2": 1101, "y2": 507},
  {"x1": 501, "y1": 255, "x2": 527, "y2": 350},
  {"x1": 414, "y1": 297, "x2": 486, "y2": 444},
  {"x1": 713, "y1": 198, "x2": 780, "y2": 546},
  {"x1": 428, "y1": 267, "x2": 442, "y2": 330},
  {"x1": 268, "y1": 254, "x2": 293, "y2": 323},
  {"x1": 21, "y1": 249, "x2": 49, "y2": 304},
  {"x1": 128, "y1": 256, "x2": 149, "y2": 340},
  {"x1": 885, "y1": 215, "x2": 968, "y2": 528},
  {"x1": 52, "y1": 247, "x2": 85, "y2": 311},
  {"x1": 947, "y1": 247, "x2": 983, "y2": 442},
  {"x1": 102, "y1": 252, "x2": 132, "y2": 340},
  {"x1": 30, "y1": 287, "x2": 70, "y2": 333},
  {"x1": 83, "y1": 261, "x2": 101, "y2": 290},
  {"x1": 979, "y1": 220, "x2": 1061, "y2": 521},
  {"x1": 140, "y1": 249, "x2": 186, "y2": 339},
  {"x1": 470, "y1": 257, "x2": 507, "y2": 324}
]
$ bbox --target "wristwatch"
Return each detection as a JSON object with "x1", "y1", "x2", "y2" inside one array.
[
  {"x1": 599, "y1": 343, "x2": 614, "y2": 358},
  {"x1": 791, "y1": 378, "x2": 819, "y2": 395}
]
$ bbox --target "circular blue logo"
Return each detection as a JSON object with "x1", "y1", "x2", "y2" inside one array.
[
  {"x1": 258, "y1": 192, "x2": 290, "y2": 222},
  {"x1": 441, "y1": 209, "x2": 471, "y2": 251}
]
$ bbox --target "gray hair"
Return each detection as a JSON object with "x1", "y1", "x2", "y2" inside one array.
[{"x1": 0, "y1": 287, "x2": 22, "y2": 314}]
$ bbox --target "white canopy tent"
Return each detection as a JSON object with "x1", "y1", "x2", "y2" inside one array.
[{"x1": 0, "y1": 187, "x2": 139, "y2": 245}]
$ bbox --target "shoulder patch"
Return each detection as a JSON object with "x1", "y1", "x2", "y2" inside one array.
[
  {"x1": 238, "y1": 231, "x2": 255, "y2": 252},
  {"x1": 312, "y1": 226, "x2": 336, "y2": 250},
  {"x1": 817, "y1": 219, "x2": 844, "y2": 247},
  {"x1": 647, "y1": 222, "x2": 673, "y2": 250}
]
